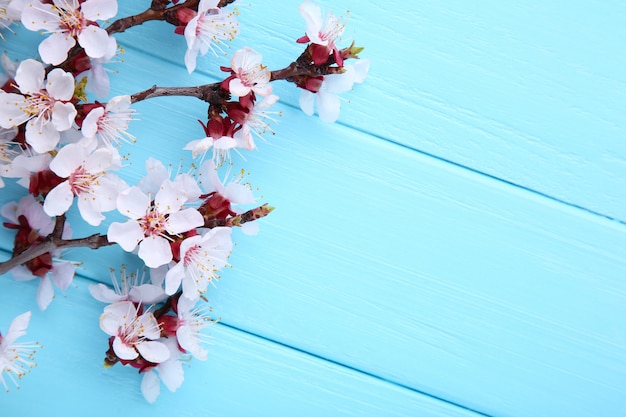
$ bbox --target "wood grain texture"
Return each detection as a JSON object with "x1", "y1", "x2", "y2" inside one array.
[
  {"x1": 1, "y1": 2, "x2": 625, "y2": 417},
  {"x1": 113, "y1": 0, "x2": 626, "y2": 222},
  {"x1": 0, "y1": 276, "x2": 485, "y2": 417}
]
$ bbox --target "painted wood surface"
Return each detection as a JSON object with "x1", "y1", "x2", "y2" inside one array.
[{"x1": 1, "y1": 1, "x2": 626, "y2": 416}]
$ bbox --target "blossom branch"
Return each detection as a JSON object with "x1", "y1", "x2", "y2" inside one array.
[
  {"x1": 130, "y1": 61, "x2": 346, "y2": 104},
  {"x1": 203, "y1": 204, "x2": 274, "y2": 228},
  {"x1": 0, "y1": 216, "x2": 112, "y2": 276},
  {"x1": 105, "y1": 0, "x2": 237, "y2": 35}
]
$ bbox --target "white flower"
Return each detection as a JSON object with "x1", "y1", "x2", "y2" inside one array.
[
  {"x1": 81, "y1": 95, "x2": 135, "y2": 147},
  {"x1": 183, "y1": 134, "x2": 237, "y2": 163},
  {"x1": 228, "y1": 47, "x2": 272, "y2": 97},
  {"x1": 299, "y1": 59, "x2": 370, "y2": 123},
  {"x1": 140, "y1": 337, "x2": 184, "y2": 403},
  {"x1": 0, "y1": 0, "x2": 21, "y2": 38},
  {"x1": 0, "y1": 311, "x2": 39, "y2": 392},
  {"x1": 233, "y1": 94, "x2": 279, "y2": 151},
  {"x1": 2, "y1": 195, "x2": 76, "y2": 310},
  {"x1": 165, "y1": 227, "x2": 232, "y2": 301},
  {"x1": 44, "y1": 139, "x2": 126, "y2": 226},
  {"x1": 1, "y1": 194, "x2": 54, "y2": 236},
  {"x1": 21, "y1": 0, "x2": 118, "y2": 65},
  {"x1": 199, "y1": 159, "x2": 256, "y2": 206},
  {"x1": 184, "y1": 0, "x2": 239, "y2": 73},
  {"x1": 89, "y1": 267, "x2": 167, "y2": 305},
  {"x1": 11, "y1": 260, "x2": 76, "y2": 311},
  {"x1": 136, "y1": 158, "x2": 201, "y2": 201},
  {"x1": 1, "y1": 153, "x2": 51, "y2": 189},
  {"x1": 99, "y1": 301, "x2": 169, "y2": 363},
  {"x1": 298, "y1": 0, "x2": 346, "y2": 65},
  {"x1": 198, "y1": 160, "x2": 257, "y2": 235},
  {"x1": 107, "y1": 182, "x2": 204, "y2": 268},
  {"x1": 0, "y1": 59, "x2": 77, "y2": 153},
  {"x1": 174, "y1": 296, "x2": 214, "y2": 360}
]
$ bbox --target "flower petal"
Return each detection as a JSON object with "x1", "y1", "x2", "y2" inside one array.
[
  {"x1": 299, "y1": 90, "x2": 315, "y2": 116},
  {"x1": 108, "y1": 221, "x2": 144, "y2": 252},
  {"x1": 137, "y1": 340, "x2": 170, "y2": 364},
  {"x1": 89, "y1": 283, "x2": 124, "y2": 303},
  {"x1": 117, "y1": 186, "x2": 149, "y2": 219},
  {"x1": 46, "y1": 68, "x2": 75, "y2": 101},
  {"x1": 14, "y1": 59, "x2": 44, "y2": 94},
  {"x1": 43, "y1": 181, "x2": 73, "y2": 217},
  {"x1": 157, "y1": 359, "x2": 184, "y2": 392},
  {"x1": 81, "y1": 0, "x2": 118, "y2": 21},
  {"x1": 138, "y1": 236, "x2": 172, "y2": 268},
  {"x1": 141, "y1": 371, "x2": 160, "y2": 404},
  {"x1": 51, "y1": 260, "x2": 75, "y2": 291},
  {"x1": 113, "y1": 336, "x2": 139, "y2": 360},
  {"x1": 37, "y1": 275, "x2": 54, "y2": 310},
  {"x1": 316, "y1": 91, "x2": 341, "y2": 123},
  {"x1": 167, "y1": 208, "x2": 204, "y2": 234},
  {"x1": 78, "y1": 26, "x2": 112, "y2": 59},
  {"x1": 38, "y1": 33, "x2": 76, "y2": 65}
]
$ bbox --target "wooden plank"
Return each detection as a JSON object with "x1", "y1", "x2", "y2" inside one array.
[
  {"x1": 2, "y1": 92, "x2": 626, "y2": 416},
  {"x1": 109, "y1": 0, "x2": 626, "y2": 221},
  {"x1": 1, "y1": 9, "x2": 626, "y2": 417},
  {"x1": 0, "y1": 276, "x2": 483, "y2": 417}
]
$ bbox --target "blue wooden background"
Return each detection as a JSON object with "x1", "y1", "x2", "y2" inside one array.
[{"x1": 2, "y1": 1, "x2": 626, "y2": 416}]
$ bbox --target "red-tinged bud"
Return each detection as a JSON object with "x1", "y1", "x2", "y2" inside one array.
[
  {"x1": 74, "y1": 102, "x2": 105, "y2": 128},
  {"x1": 305, "y1": 76, "x2": 324, "y2": 93},
  {"x1": 175, "y1": 7, "x2": 197, "y2": 25},
  {"x1": 29, "y1": 169, "x2": 65, "y2": 198},
  {"x1": 340, "y1": 42, "x2": 365, "y2": 61},
  {"x1": 69, "y1": 50, "x2": 93, "y2": 75},
  {"x1": 296, "y1": 34, "x2": 310, "y2": 44},
  {"x1": 310, "y1": 44, "x2": 332, "y2": 66},
  {"x1": 200, "y1": 192, "x2": 236, "y2": 221},
  {"x1": 158, "y1": 315, "x2": 179, "y2": 337}
]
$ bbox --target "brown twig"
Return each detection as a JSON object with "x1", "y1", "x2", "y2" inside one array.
[{"x1": 0, "y1": 230, "x2": 111, "y2": 276}]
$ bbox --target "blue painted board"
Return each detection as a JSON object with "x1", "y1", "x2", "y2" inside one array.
[
  {"x1": 112, "y1": 0, "x2": 626, "y2": 221},
  {"x1": 1, "y1": 2, "x2": 626, "y2": 417},
  {"x1": 0, "y1": 276, "x2": 484, "y2": 417}
]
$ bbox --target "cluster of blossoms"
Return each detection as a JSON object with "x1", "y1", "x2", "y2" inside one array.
[{"x1": 0, "y1": 0, "x2": 368, "y2": 402}]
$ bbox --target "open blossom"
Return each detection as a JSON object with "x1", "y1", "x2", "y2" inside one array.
[
  {"x1": 0, "y1": 311, "x2": 39, "y2": 392},
  {"x1": 0, "y1": 59, "x2": 76, "y2": 153},
  {"x1": 44, "y1": 139, "x2": 126, "y2": 226},
  {"x1": 299, "y1": 58, "x2": 370, "y2": 123},
  {"x1": 107, "y1": 181, "x2": 204, "y2": 268},
  {"x1": 0, "y1": 0, "x2": 24, "y2": 38},
  {"x1": 165, "y1": 227, "x2": 233, "y2": 301},
  {"x1": 2, "y1": 195, "x2": 76, "y2": 310},
  {"x1": 226, "y1": 47, "x2": 272, "y2": 97},
  {"x1": 232, "y1": 94, "x2": 279, "y2": 151},
  {"x1": 21, "y1": 0, "x2": 118, "y2": 65},
  {"x1": 99, "y1": 301, "x2": 169, "y2": 363},
  {"x1": 184, "y1": 0, "x2": 239, "y2": 73},
  {"x1": 174, "y1": 296, "x2": 214, "y2": 360},
  {"x1": 89, "y1": 267, "x2": 167, "y2": 305},
  {"x1": 297, "y1": 0, "x2": 347, "y2": 66},
  {"x1": 81, "y1": 95, "x2": 135, "y2": 147}
]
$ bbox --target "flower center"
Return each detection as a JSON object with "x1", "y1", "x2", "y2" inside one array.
[
  {"x1": 23, "y1": 92, "x2": 54, "y2": 120},
  {"x1": 53, "y1": 3, "x2": 86, "y2": 37},
  {"x1": 139, "y1": 210, "x2": 167, "y2": 237},
  {"x1": 68, "y1": 166, "x2": 100, "y2": 195},
  {"x1": 183, "y1": 244, "x2": 201, "y2": 267}
]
